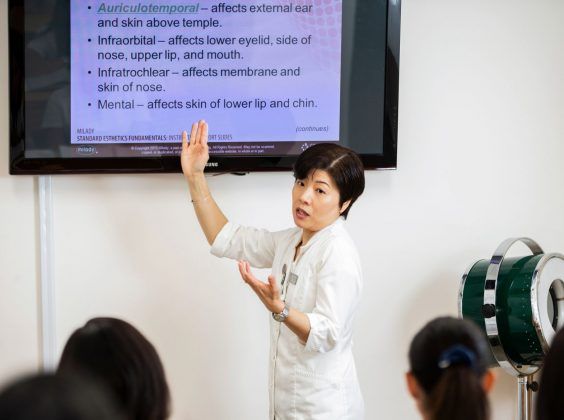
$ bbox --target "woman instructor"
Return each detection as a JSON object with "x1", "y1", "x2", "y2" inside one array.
[{"x1": 182, "y1": 121, "x2": 365, "y2": 419}]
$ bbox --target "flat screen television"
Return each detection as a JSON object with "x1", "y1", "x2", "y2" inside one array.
[{"x1": 9, "y1": 0, "x2": 400, "y2": 174}]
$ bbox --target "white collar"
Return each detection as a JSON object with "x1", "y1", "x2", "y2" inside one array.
[{"x1": 298, "y1": 217, "x2": 345, "y2": 251}]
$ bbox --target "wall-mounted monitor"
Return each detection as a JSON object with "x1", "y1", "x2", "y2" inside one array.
[{"x1": 9, "y1": 0, "x2": 400, "y2": 174}]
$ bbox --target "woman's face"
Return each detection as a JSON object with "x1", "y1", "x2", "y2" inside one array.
[{"x1": 292, "y1": 169, "x2": 348, "y2": 237}]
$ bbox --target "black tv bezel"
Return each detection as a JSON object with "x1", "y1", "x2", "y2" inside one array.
[{"x1": 9, "y1": 0, "x2": 400, "y2": 175}]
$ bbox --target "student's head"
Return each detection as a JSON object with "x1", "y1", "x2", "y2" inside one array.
[
  {"x1": 406, "y1": 317, "x2": 495, "y2": 420},
  {"x1": 57, "y1": 317, "x2": 170, "y2": 420},
  {"x1": 292, "y1": 143, "x2": 365, "y2": 231},
  {"x1": 0, "y1": 373, "x2": 123, "y2": 420},
  {"x1": 536, "y1": 327, "x2": 564, "y2": 420}
]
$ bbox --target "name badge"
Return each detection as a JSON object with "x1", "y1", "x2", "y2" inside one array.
[
  {"x1": 289, "y1": 272, "x2": 299, "y2": 285},
  {"x1": 281, "y1": 264, "x2": 287, "y2": 286}
]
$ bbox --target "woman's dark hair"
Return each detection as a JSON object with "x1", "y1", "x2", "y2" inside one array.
[
  {"x1": 293, "y1": 143, "x2": 365, "y2": 219},
  {"x1": 57, "y1": 317, "x2": 170, "y2": 420},
  {"x1": 0, "y1": 373, "x2": 124, "y2": 420},
  {"x1": 536, "y1": 327, "x2": 564, "y2": 420},
  {"x1": 408, "y1": 317, "x2": 491, "y2": 420}
]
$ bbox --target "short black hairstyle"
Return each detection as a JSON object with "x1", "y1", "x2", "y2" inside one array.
[
  {"x1": 0, "y1": 373, "x2": 124, "y2": 420},
  {"x1": 537, "y1": 328, "x2": 564, "y2": 420},
  {"x1": 293, "y1": 143, "x2": 365, "y2": 219},
  {"x1": 57, "y1": 317, "x2": 170, "y2": 420}
]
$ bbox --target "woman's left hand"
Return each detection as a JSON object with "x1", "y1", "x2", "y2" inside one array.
[{"x1": 238, "y1": 261, "x2": 285, "y2": 313}]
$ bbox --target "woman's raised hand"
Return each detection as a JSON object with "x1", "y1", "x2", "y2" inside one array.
[
  {"x1": 181, "y1": 120, "x2": 209, "y2": 177},
  {"x1": 238, "y1": 261, "x2": 285, "y2": 314}
]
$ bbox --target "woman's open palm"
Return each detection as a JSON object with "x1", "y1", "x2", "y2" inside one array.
[
  {"x1": 181, "y1": 120, "x2": 209, "y2": 176},
  {"x1": 238, "y1": 260, "x2": 284, "y2": 313}
]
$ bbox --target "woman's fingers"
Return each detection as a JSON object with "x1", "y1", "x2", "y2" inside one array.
[
  {"x1": 245, "y1": 263, "x2": 262, "y2": 289},
  {"x1": 180, "y1": 131, "x2": 191, "y2": 176},
  {"x1": 182, "y1": 130, "x2": 188, "y2": 151},
  {"x1": 195, "y1": 120, "x2": 207, "y2": 146},
  {"x1": 237, "y1": 260, "x2": 249, "y2": 282},
  {"x1": 189, "y1": 122, "x2": 198, "y2": 146},
  {"x1": 238, "y1": 261, "x2": 256, "y2": 287},
  {"x1": 201, "y1": 121, "x2": 209, "y2": 147},
  {"x1": 238, "y1": 262, "x2": 282, "y2": 312},
  {"x1": 181, "y1": 120, "x2": 209, "y2": 175},
  {"x1": 238, "y1": 261, "x2": 267, "y2": 291},
  {"x1": 238, "y1": 261, "x2": 247, "y2": 281}
]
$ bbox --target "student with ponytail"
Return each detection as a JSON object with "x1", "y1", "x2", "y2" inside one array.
[
  {"x1": 536, "y1": 327, "x2": 564, "y2": 420},
  {"x1": 406, "y1": 317, "x2": 496, "y2": 420}
]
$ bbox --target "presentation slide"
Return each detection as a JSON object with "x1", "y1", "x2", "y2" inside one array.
[{"x1": 70, "y1": 1, "x2": 342, "y2": 155}]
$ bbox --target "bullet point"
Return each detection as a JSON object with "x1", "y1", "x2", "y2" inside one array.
[
  {"x1": 88, "y1": 39, "x2": 91, "y2": 42},
  {"x1": 88, "y1": 71, "x2": 92, "y2": 74},
  {"x1": 88, "y1": 6, "x2": 92, "y2": 9},
  {"x1": 88, "y1": 103, "x2": 92, "y2": 106}
]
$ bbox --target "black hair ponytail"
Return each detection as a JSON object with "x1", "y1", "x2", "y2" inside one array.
[
  {"x1": 409, "y1": 317, "x2": 491, "y2": 420},
  {"x1": 426, "y1": 365, "x2": 488, "y2": 420}
]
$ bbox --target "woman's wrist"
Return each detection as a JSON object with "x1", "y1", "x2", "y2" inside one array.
[
  {"x1": 271, "y1": 300, "x2": 285, "y2": 314},
  {"x1": 191, "y1": 195, "x2": 210, "y2": 204},
  {"x1": 185, "y1": 170, "x2": 205, "y2": 182},
  {"x1": 186, "y1": 171, "x2": 210, "y2": 203}
]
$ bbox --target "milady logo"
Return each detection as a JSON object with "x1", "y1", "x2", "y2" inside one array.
[
  {"x1": 206, "y1": 162, "x2": 219, "y2": 167},
  {"x1": 76, "y1": 146, "x2": 97, "y2": 155}
]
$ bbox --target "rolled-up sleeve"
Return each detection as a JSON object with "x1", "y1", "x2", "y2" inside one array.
[
  {"x1": 210, "y1": 222, "x2": 281, "y2": 269},
  {"x1": 304, "y1": 240, "x2": 362, "y2": 353}
]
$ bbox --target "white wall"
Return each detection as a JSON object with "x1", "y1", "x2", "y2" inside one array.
[{"x1": 2, "y1": 0, "x2": 564, "y2": 418}]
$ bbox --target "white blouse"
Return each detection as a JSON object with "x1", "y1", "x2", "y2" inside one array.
[{"x1": 211, "y1": 217, "x2": 364, "y2": 420}]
